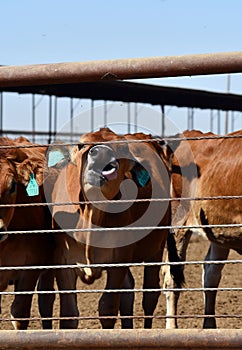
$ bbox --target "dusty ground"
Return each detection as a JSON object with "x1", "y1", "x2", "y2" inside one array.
[{"x1": 1, "y1": 235, "x2": 242, "y2": 330}]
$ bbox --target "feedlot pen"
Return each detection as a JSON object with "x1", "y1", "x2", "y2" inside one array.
[{"x1": 0, "y1": 52, "x2": 242, "y2": 349}]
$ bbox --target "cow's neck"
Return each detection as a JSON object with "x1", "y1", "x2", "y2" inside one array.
[{"x1": 83, "y1": 203, "x2": 105, "y2": 228}]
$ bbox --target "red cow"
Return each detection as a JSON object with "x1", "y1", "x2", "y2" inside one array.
[
  {"x1": 163, "y1": 129, "x2": 242, "y2": 328},
  {"x1": 0, "y1": 137, "x2": 54, "y2": 329},
  {"x1": 49, "y1": 128, "x2": 184, "y2": 329}
]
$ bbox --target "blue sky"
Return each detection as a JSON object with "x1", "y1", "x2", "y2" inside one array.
[{"x1": 1, "y1": 0, "x2": 242, "y2": 136}]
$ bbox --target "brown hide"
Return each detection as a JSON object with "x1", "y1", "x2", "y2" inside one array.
[
  {"x1": 52, "y1": 128, "x2": 171, "y2": 274},
  {"x1": 51, "y1": 128, "x2": 174, "y2": 328},
  {"x1": 0, "y1": 137, "x2": 53, "y2": 329},
  {"x1": 172, "y1": 129, "x2": 242, "y2": 251},
  {"x1": 163, "y1": 129, "x2": 242, "y2": 330}
]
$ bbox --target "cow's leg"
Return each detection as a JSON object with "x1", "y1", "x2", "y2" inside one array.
[
  {"x1": 163, "y1": 229, "x2": 192, "y2": 329},
  {"x1": 37, "y1": 270, "x2": 55, "y2": 329},
  {"x1": 142, "y1": 262, "x2": 161, "y2": 328},
  {"x1": 10, "y1": 272, "x2": 38, "y2": 330},
  {"x1": 99, "y1": 267, "x2": 128, "y2": 329},
  {"x1": 119, "y1": 268, "x2": 134, "y2": 328},
  {"x1": 203, "y1": 242, "x2": 229, "y2": 328},
  {"x1": 0, "y1": 272, "x2": 12, "y2": 317},
  {"x1": 55, "y1": 268, "x2": 79, "y2": 329}
]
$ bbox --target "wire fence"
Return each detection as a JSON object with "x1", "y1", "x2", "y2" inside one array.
[{"x1": 0, "y1": 116, "x2": 242, "y2": 330}]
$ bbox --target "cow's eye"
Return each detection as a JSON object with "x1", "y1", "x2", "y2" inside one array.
[{"x1": 9, "y1": 180, "x2": 16, "y2": 194}]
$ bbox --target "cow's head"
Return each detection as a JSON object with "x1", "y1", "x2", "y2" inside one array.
[
  {"x1": 0, "y1": 138, "x2": 46, "y2": 242},
  {"x1": 48, "y1": 128, "x2": 175, "y2": 283},
  {"x1": 74, "y1": 129, "x2": 135, "y2": 203},
  {"x1": 0, "y1": 158, "x2": 18, "y2": 239}
]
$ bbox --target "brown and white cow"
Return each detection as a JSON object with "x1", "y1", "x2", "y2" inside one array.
[
  {"x1": 0, "y1": 136, "x2": 54, "y2": 329},
  {"x1": 163, "y1": 129, "x2": 242, "y2": 328},
  {"x1": 49, "y1": 127, "x2": 184, "y2": 329}
]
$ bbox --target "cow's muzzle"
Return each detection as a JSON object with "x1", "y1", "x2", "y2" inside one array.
[
  {"x1": 79, "y1": 266, "x2": 103, "y2": 284},
  {"x1": 86, "y1": 145, "x2": 119, "y2": 186}
]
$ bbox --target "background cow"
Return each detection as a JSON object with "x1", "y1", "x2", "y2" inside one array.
[
  {"x1": 163, "y1": 129, "x2": 242, "y2": 328},
  {"x1": 0, "y1": 136, "x2": 55, "y2": 329},
  {"x1": 49, "y1": 127, "x2": 184, "y2": 329}
]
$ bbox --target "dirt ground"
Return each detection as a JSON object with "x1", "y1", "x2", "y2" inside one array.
[{"x1": 1, "y1": 235, "x2": 242, "y2": 330}]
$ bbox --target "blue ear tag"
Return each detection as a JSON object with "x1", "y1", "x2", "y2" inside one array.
[
  {"x1": 26, "y1": 174, "x2": 39, "y2": 196},
  {"x1": 135, "y1": 168, "x2": 150, "y2": 187},
  {"x1": 48, "y1": 150, "x2": 65, "y2": 167}
]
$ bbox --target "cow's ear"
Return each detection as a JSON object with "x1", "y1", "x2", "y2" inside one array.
[
  {"x1": 70, "y1": 143, "x2": 88, "y2": 165},
  {"x1": 16, "y1": 158, "x2": 44, "y2": 188},
  {"x1": 7, "y1": 148, "x2": 28, "y2": 163},
  {"x1": 77, "y1": 143, "x2": 85, "y2": 151},
  {"x1": 156, "y1": 138, "x2": 180, "y2": 171},
  {"x1": 46, "y1": 142, "x2": 71, "y2": 169}
]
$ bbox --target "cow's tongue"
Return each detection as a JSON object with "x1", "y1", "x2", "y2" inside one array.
[
  {"x1": 101, "y1": 162, "x2": 118, "y2": 181},
  {"x1": 102, "y1": 166, "x2": 118, "y2": 181}
]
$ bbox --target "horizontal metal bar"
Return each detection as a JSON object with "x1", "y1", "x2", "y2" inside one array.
[
  {"x1": 1, "y1": 51, "x2": 242, "y2": 88},
  {"x1": 2, "y1": 286, "x2": 242, "y2": 296},
  {"x1": 2, "y1": 129, "x2": 82, "y2": 137},
  {"x1": 0, "y1": 258, "x2": 242, "y2": 271},
  {"x1": 0, "y1": 132, "x2": 242, "y2": 150},
  {"x1": 0, "y1": 329, "x2": 241, "y2": 350},
  {"x1": 1, "y1": 194, "x2": 242, "y2": 209},
  {"x1": 3, "y1": 222, "x2": 242, "y2": 235},
  {"x1": 2, "y1": 313, "x2": 242, "y2": 324}
]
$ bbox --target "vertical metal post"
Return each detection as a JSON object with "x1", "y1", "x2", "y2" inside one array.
[
  {"x1": 32, "y1": 94, "x2": 36, "y2": 142},
  {"x1": 187, "y1": 108, "x2": 190, "y2": 130},
  {"x1": 104, "y1": 100, "x2": 107, "y2": 127},
  {"x1": 48, "y1": 96, "x2": 52, "y2": 144},
  {"x1": 210, "y1": 110, "x2": 214, "y2": 132},
  {"x1": 134, "y1": 103, "x2": 138, "y2": 133},
  {"x1": 161, "y1": 105, "x2": 165, "y2": 136},
  {"x1": 54, "y1": 97, "x2": 57, "y2": 141},
  {"x1": 0, "y1": 92, "x2": 3, "y2": 136},
  {"x1": 187, "y1": 108, "x2": 194, "y2": 130},
  {"x1": 127, "y1": 103, "x2": 131, "y2": 134},
  {"x1": 225, "y1": 74, "x2": 231, "y2": 134},
  {"x1": 217, "y1": 110, "x2": 221, "y2": 134},
  {"x1": 91, "y1": 100, "x2": 94, "y2": 131},
  {"x1": 70, "y1": 98, "x2": 74, "y2": 142},
  {"x1": 231, "y1": 111, "x2": 235, "y2": 131}
]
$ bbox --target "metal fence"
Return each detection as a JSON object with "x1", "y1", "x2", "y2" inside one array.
[{"x1": 0, "y1": 51, "x2": 242, "y2": 349}]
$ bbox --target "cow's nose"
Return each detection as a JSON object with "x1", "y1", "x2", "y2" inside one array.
[
  {"x1": 87, "y1": 145, "x2": 119, "y2": 186},
  {"x1": 89, "y1": 145, "x2": 115, "y2": 163}
]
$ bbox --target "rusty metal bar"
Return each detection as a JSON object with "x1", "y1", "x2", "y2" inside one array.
[
  {"x1": 0, "y1": 329, "x2": 242, "y2": 350},
  {"x1": 1, "y1": 51, "x2": 242, "y2": 88}
]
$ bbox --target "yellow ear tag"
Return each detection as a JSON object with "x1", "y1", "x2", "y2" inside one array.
[{"x1": 26, "y1": 174, "x2": 39, "y2": 196}]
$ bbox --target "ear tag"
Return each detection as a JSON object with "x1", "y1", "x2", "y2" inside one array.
[
  {"x1": 48, "y1": 150, "x2": 65, "y2": 167},
  {"x1": 26, "y1": 174, "x2": 39, "y2": 196},
  {"x1": 135, "y1": 168, "x2": 150, "y2": 187}
]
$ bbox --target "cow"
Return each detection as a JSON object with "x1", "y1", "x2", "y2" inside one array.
[
  {"x1": 0, "y1": 136, "x2": 55, "y2": 330},
  {"x1": 48, "y1": 127, "x2": 184, "y2": 329},
  {"x1": 163, "y1": 129, "x2": 242, "y2": 329}
]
